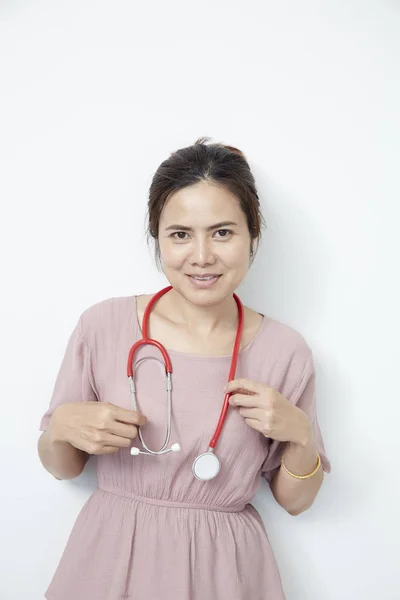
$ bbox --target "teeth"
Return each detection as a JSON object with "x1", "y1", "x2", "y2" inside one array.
[{"x1": 192, "y1": 276, "x2": 215, "y2": 280}]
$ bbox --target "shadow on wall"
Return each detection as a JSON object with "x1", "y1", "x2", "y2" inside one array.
[{"x1": 237, "y1": 178, "x2": 331, "y2": 328}]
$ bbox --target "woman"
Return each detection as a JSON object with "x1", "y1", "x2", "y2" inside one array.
[{"x1": 38, "y1": 137, "x2": 331, "y2": 600}]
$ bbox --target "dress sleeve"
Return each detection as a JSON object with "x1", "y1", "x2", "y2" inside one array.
[
  {"x1": 261, "y1": 351, "x2": 331, "y2": 484},
  {"x1": 39, "y1": 317, "x2": 99, "y2": 431}
]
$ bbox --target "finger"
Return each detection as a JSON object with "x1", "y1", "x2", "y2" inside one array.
[
  {"x1": 96, "y1": 445, "x2": 121, "y2": 455},
  {"x1": 111, "y1": 405, "x2": 147, "y2": 426},
  {"x1": 228, "y1": 393, "x2": 262, "y2": 408},
  {"x1": 237, "y1": 407, "x2": 266, "y2": 421},
  {"x1": 226, "y1": 378, "x2": 263, "y2": 395},
  {"x1": 107, "y1": 421, "x2": 141, "y2": 439},
  {"x1": 242, "y1": 417, "x2": 265, "y2": 434},
  {"x1": 100, "y1": 432, "x2": 136, "y2": 448}
]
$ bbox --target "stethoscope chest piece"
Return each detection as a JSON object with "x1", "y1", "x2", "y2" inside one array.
[{"x1": 192, "y1": 451, "x2": 221, "y2": 481}]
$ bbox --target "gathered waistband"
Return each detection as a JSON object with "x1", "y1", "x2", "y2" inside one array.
[{"x1": 98, "y1": 483, "x2": 247, "y2": 513}]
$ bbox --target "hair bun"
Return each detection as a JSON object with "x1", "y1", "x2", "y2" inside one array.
[
  {"x1": 221, "y1": 144, "x2": 247, "y2": 160},
  {"x1": 194, "y1": 137, "x2": 246, "y2": 161}
]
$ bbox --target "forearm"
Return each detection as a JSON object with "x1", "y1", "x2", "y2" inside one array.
[
  {"x1": 270, "y1": 428, "x2": 323, "y2": 516},
  {"x1": 38, "y1": 420, "x2": 89, "y2": 480}
]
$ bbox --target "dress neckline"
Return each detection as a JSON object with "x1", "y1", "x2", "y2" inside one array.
[{"x1": 132, "y1": 294, "x2": 272, "y2": 361}]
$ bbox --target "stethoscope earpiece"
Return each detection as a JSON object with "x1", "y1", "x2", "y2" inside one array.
[
  {"x1": 130, "y1": 442, "x2": 180, "y2": 457},
  {"x1": 127, "y1": 285, "x2": 243, "y2": 481}
]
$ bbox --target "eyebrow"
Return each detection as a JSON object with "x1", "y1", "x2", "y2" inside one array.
[{"x1": 165, "y1": 221, "x2": 238, "y2": 232}]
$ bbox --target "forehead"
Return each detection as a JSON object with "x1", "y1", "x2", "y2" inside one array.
[{"x1": 160, "y1": 181, "x2": 245, "y2": 227}]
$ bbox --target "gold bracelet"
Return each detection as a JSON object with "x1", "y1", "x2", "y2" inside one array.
[{"x1": 281, "y1": 452, "x2": 321, "y2": 480}]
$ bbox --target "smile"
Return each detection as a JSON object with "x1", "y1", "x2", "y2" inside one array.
[{"x1": 186, "y1": 275, "x2": 221, "y2": 288}]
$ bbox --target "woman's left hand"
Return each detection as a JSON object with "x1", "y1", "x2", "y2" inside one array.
[{"x1": 226, "y1": 378, "x2": 312, "y2": 446}]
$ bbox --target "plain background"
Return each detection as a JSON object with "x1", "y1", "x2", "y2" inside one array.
[{"x1": 1, "y1": 1, "x2": 399, "y2": 599}]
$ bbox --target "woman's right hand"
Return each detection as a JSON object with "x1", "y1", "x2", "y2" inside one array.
[{"x1": 49, "y1": 402, "x2": 148, "y2": 455}]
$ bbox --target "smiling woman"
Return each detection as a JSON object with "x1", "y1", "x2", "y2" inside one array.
[
  {"x1": 166, "y1": 216, "x2": 239, "y2": 288},
  {"x1": 147, "y1": 137, "x2": 264, "y2": 263},
  {"x1": 158, "y1": 181, "x2": 253, "y2": 297},
  {"x1": 145, "y1": 137, "x2": 264, "y2": 310},
  {"x1": 38, "y1": 137, "x2": 331, "y2": 600}
]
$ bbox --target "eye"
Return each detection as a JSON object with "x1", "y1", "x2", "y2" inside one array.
[
  {"x1": 170, "y1": 231, "x2": 189, "y2": 240},
  {"x1": 214, "y1": 229, "x2": 232, "y2": 238}
]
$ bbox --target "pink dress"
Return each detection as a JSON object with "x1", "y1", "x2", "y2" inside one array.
[{"x1": 39, "y1": 294, "x2": 331, "y2": 600}]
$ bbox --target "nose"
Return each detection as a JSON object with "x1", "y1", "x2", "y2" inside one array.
[{"x1": 189, "y1": 237, "x2": 216, "y2": 267}]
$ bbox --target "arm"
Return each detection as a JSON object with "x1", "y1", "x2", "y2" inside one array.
[
  {"x1": 38, "y1": 401, "x2": 147, "y2": 480},
  {"x1": 37, "y1": 407, "x2": 89, "y2": 481},
  {"x1": 270, "y1": 422, "x2": 323, "y2": 516},
  {"x1": 226, "y1": 362, "x2": 330, "y2": 517}
]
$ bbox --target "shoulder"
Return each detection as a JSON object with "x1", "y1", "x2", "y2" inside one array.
[
  {"x1": 246, "y1": 301, "x2": 311, "y2": 357},
  {"x1": 266, "y1": 316, "x2": 312, "y2": 358},
  {"x1": 253, "y1": 312, "x2": 314, "y2": 385},
  {"x1": 246, "y1": 313, "x2": 315, "y2": 402},
  {"x1": 78, "y1": 294, "x2": 137, "y2": 344}
]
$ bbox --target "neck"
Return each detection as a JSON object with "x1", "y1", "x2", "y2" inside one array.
[{"x1": 162, "y1": 288, "x2": 238, "y2": 335}]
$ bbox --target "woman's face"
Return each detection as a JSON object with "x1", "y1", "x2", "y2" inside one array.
[{"x1": 158, "y1": 180, "x2": 253, "y2": 306}]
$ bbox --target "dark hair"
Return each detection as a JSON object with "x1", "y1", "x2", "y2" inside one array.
[{"x1": 146, "y1": 137, "x2": 265, "y2": 269}]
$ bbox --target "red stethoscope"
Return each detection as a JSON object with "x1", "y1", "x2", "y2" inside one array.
[{"x1": 127, "y1": 285, "x2": 244, "y2": 481}]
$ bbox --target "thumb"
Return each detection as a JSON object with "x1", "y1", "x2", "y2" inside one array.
[
  {"x1": 225, "y1": 378, "x2": 259, "y2": 395},
  {"x1": 138, "y1": 413, "x2": 148, "y2": 426}
]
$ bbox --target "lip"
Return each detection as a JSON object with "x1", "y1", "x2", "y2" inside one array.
[
  {"x1": 186, "y1": 274, "x2": 222, "y2": 288},
  {"x1": 187, "y1": 274, "x2": 221, "y2": 277}
]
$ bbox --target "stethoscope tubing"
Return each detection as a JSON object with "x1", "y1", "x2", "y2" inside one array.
[
  {"x1": 127, "y1": 285, "x2": 243, "y2": 460},
  {"x1": 208, "y1": 293, "x2": 243, "y2": 449}
]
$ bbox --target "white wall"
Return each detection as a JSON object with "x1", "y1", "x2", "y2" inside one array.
[{"x1": 1, "y1": 1, "x2": 399, "y2": 598}]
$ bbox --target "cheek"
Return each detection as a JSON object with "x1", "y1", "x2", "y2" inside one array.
[
  {"x1": 158, "y1": 242, "x2": 186, "y2": 267},
  {"x1": 222, "y1": 242, "x2": 250, "y2": 267}
]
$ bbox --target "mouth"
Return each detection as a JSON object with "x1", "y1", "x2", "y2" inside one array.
[{"x1": 186, "y1": 274, "x2": 222, "y2": 288}]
